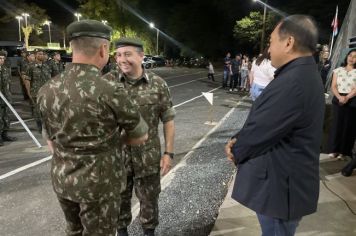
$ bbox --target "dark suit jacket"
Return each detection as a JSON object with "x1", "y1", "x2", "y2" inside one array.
[{"x1": 231, "y1": 56, "x2": 325, "y2": 220}]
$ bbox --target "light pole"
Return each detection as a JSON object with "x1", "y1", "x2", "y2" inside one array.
[
  {"x1": 150, "y1": 22, "x2": 159, "y2": 55},
  {"x1": 253, "y1": 0, "x2": 267, "y2": 53},
  {"x1": 21, "y1": 13, "x2": 29, "y2": 27},
  {"x1": 101, "y1": 20, "x2": 108, "y2": 25},
  {"x1": 44, "y1": 20, "x2": 52, "y2": 44},
  {"x1": 74, "y1": 12, "x2": 82, "y2": 21},
  {"x1": 15, "y1": 16, "x2": 22, "y2": 41}
]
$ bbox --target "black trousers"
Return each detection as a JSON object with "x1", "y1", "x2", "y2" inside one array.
[{"x1": 328, "y1": 102, "x2": 356, "y2": 156}]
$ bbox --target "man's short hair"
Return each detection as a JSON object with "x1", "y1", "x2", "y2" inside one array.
[
  {"x1": 70, "y1": 36, "x2": 109, "y2": 57},
  {"x1": 278, "y1": 15, "x2": 318, "y2": 53}
]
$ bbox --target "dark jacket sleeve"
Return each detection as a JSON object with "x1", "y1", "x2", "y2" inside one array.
[{"x1": 232, "y1": 78, "x2": 303, "y2": 164}]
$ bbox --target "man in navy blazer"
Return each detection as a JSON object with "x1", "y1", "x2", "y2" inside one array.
[{"x1": 225, "y1": 15, "x2": 325, "y2": 235}]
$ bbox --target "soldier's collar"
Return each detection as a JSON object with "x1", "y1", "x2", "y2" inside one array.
[
  {"x1": 119, "y1": 70, "x2": 150, "y2": 84},
  {"x1": 66, "y1": 63, "x2": 101, "y2": 73}
]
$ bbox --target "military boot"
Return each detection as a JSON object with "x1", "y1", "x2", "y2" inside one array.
[
  {"x1": 1, "y1": 131, "x2": 17, "y2": 142},
  {"x1": 117, "y1": 228, "x2": 128, "y2": 236},
  {"x1": 143, "y1": 229, "x2": 155, "y2": 236}
]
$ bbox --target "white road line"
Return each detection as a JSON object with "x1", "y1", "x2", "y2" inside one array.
[
  {"x1": 0, "y1": 155, "x2": 52, "y2": 181},
  {"x1": 173, "y1": 86, "x2": 222, "y2": 108},
  {"x1": 130, "y1": 107, "x2": 236, "y2": 220},
  {"x1": 169, "y1": 73, "x2": 222, "y2": 88},
  {"x1": 11, "y1": 118, "x2": 34, "y2": 125}
]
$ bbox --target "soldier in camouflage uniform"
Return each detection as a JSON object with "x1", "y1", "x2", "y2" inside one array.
[
  {"x1": 17, "y1": 50, "x2": 29, "y2": 100},
  {"x1": 0, "y1": 50, "x2": 17, "y2": 146},
  {"x1": 24, "y1": 48, "x2": 58, "y2": 132},
  {"x1": 37, "y1": 20, "x2": 149, "y2": 236},
  {"x1": 52, "y1": 51, "x2": 65, "y2": 74},
  {"x1": 104, "y1": 38, "x2": 176, "y2": 236}
]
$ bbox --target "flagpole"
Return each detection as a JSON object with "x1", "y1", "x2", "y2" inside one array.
[{"x1": 329, "y1": 5, "x2": 338, "y2": 60}]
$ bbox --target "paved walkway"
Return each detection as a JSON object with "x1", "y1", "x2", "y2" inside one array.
[{"x1": 210, "y1": 154, "x2": 356, "y2": 236}]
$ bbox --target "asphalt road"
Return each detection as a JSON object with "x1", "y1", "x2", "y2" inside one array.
[{"x1": 0, "y1": 67, "x2": 251, "y2": 236}]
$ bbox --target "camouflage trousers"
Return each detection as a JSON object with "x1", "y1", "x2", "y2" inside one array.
[
  {"x1": 57, "y1": 195, "x2": 120, "y2": 236},
  {"x1": 0, "y1": 105, "x2": 10, "y2": 134},
  {"x1": 118, "y1": 173, "x2": 161, "y2": 230},
  {"x1": 30, "y1": 96, "x2": 40, "y2": 122}
]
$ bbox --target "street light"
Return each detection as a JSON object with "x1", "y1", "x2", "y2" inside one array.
[
  {"x1": 101, "y1": 20, "x2": 108, "y2": 25},
  {"x1": 44, "y1": 20, "x2": 52, "y2": 44},
  {"x1": 74, "y1": 12, "x2": 82, "y2": 21},
  {"x1": 22, "y1": 13, "x2": 29, "y2": 27},
  {"x1": 15, "y1": 16, "x2": 22, "y2": 41},
  {"x1": 149, "y1": 22, "x2": 159, "y2": 55},
  {"x1": 253, "y1": 0, "x2": 267, "y2": 53}
]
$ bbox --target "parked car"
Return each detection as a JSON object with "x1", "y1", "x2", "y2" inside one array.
[
  {"x1": 142, "y1": 56, "x2": 156, "y2": 69},
  {"x1": 151, "y1": 56, "x2": 166, "y2": 67}
]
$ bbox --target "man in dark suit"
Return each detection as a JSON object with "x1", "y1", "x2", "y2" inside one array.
[{"x1": 225, "y1": 15, "x2": 325, "y2": 235}]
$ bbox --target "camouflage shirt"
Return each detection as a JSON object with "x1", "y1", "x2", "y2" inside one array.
[
  {"x1": 104, "y1": 70, "x2": 175, "y2": 177},
  {"x1": 0, "y1": 65, "x2": 11, "y2": 105},
  {"x1": 37, "y1": 63, "x2": 148, "y2": 202},
  {"x1": 25, "y1": 62, "x2": 53, "y2": 97},
  {"x1": 46, "y1": 59, "x2": 62, "y2": 77},
  {"x1": 18, "y1": 58, "x2": 27, "y2": 73}
]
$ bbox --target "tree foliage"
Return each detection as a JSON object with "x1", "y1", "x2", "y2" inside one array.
[{"x1": 233, "y1": 11, "x2": 280, "y2": 51}]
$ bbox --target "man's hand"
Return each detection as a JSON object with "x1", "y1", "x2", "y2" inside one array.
[
  {"x1": 225, "y1": 138, "x2": 237, "y2": 164},
  {"x1": 160, "y1": 155, "x2": 172, "y2": 176}
]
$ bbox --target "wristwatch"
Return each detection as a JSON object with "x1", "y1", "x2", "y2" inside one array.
[{"x1": 163, "y1": 151, "x2": 174, "y2": 159}]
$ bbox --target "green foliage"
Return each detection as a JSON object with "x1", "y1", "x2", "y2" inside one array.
[
  {"x1": 233, "y1": 11, "x2": 280, "y2": 52},
  {"x1": 233, "y1": 12, "x2": 263, "y2": 44},
  {"x1": 78, "y1": 0, "x2": 156, "y2": 54}
]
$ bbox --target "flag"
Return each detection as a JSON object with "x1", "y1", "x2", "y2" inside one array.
[{"x1": 331, "y1": 6, "x2": 338, "y2": 37}]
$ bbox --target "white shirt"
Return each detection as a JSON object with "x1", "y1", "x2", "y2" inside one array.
[
  {"x1": 208, "y1": 64, "x2": 214, "y2": 74},
  {"x1": 251, "y1": 59, "x2": 276, "y2": 87},
  {"x1": 333, "y1": 67, "x2": 356, "y2": 93}
]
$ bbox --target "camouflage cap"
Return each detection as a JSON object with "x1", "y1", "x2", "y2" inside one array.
[
  {"x1": 115, "y1": 37, "x2": 143, "y2": 49},
  {"x1": 0, "y1": 50, "x2": 7, "y2": 57},
  {"x1": 66, "y1": 19, "x2": 112, "y2": 41}
]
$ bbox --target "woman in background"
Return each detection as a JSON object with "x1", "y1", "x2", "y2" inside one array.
[
  {"x1": 328, "y1": 49, "x2": 356, "y2": 176},
  {"x1": 249, "y1": 49, "x2": 276, "y2": 101}
]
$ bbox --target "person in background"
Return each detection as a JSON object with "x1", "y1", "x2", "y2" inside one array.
[
  {"x1": 319, "y1": 50, "x2": 331, "y2": 89},
  {"x1": 249, "y1": 48, "x2": 276, "y2": 101},
  {"x1": 207, "y1": 61, "x2": 215, "y2": 81},
  {"x1": 327, "y1": 49, "x2": 356, "y2": 165},
  {"x1": 240, "y1": 55, "x2": 249, "y2": 91},
  {"x1": 17, "y1": 50, "x2": 29, "y2": 100},
  {"x1": 0, "y1": 50, "x2": 17, "y2": 146},
  {"x1": 230, "y1": 54, "x2": 241, "y2": 91},
  {"x1": 223, "y1": 52, "x2": 231, "y2": 89}
]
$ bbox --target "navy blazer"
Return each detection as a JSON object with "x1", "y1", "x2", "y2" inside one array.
[{"x1": 231, "y1": 56, "x2": 325, "y2": 220}]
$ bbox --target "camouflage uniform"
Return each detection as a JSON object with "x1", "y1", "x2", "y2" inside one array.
[
  {"x1": 0, "y1": 63, "x2": 11, "y2": 136},
  {"x1": 46, "y1": 59, "x2": 61, "y2": 77},
  {"x1": 24, "y1": 61, "x2": 54, "y2": 126},
  {"x1": 37, "y1": 63, "x2": 148, "y2": 236},
  {"x1": 17, "y1": 56, "x2": 29, "y2": 100},
  {"x1": 104, "y1": 69, "x2": 176, "y2": 230}
]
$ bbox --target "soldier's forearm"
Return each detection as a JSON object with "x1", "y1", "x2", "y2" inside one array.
[{"x1": 163, "y1": 120, "x2": 175, "y2": 152}]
